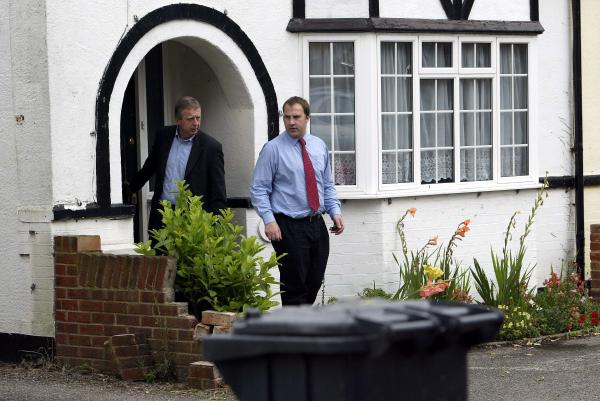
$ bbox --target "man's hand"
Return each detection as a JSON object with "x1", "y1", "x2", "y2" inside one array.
[
  {"x1": 265, "y1": 221, "x2": 282, "y2": 242},
  {"x1": 331, "y1": 214, "x2": 344, "y2": 235}
]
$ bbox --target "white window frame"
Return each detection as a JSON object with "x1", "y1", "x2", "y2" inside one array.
[
  {"x1": 302, "y1": 34, "x2": 376, "y2": 197},
  {"x1": 302, "y1": 34, "x2": 539, "y2": 199}
]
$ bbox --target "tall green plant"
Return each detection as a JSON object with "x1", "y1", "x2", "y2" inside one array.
[
  {"x1": 471, "y1": 178, "x2": 548, "y2": 308},
  {"x1": 135, "y1": 182, "x2": 281, "y2": 313}
]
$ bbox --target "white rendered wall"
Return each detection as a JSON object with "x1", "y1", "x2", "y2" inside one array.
[
  {"x1": 379, "y1": 0, "x2": 446, "y2": 20},
  {"x1": 469, "y1": 0, "x2": 530, "y2": 21},
  {"x1": 305, "y1": 0, "x2": 369, "y2": 18},
  {"x1": 0, "y1": 0, "x2": 55, "y2": 336}
]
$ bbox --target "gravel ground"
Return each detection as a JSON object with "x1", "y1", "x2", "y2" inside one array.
[
  {"x1": 2, "y1": 332, "x2": 599, "y2": 401},
  {"x1": 0, "y1": 363, "x2": 238, "y2": 401}
]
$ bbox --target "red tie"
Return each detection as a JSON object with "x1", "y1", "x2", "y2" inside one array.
[{"x1": 299, "y1": 138, "x2": 320, "y2": 213}]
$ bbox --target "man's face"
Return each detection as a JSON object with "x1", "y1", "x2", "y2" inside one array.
[
  {"x1": 283, "y1": 103, "x2": 309, "y2": 139},
  {"x1": 177, "y1": 107, "x2": 201, "y2": 139}
]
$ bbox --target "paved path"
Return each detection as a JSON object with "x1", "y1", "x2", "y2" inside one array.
[{"x1": 1, "y1": 333, "x2": 598, "y2": 400}]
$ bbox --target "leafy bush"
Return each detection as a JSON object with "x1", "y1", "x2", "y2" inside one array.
[
  {"x1": 533, "y1": 268, "x2": 599, "y2": 335},
  {"x1": 391, "y1": 208, "x2": 472, "y2": 302},
  {"x1": 135, "y1": 182, "x2": 281, "y2": 314},
  {"x1": 358, "y1": 283, "x2": 393, "y2": 300},
  {"x1": 497, "y1": 304, "x2": 539, "y2": 341}
]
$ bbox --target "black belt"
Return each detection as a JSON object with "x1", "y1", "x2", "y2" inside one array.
[{"x1": 274, "y1": 213, "x2": 323, "y2": 223}]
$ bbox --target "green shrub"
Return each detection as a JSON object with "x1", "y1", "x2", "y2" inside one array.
[
  {"x1": 135, "y1": 182, "x2": 281, "y2": 314},
  {"x1": 497, "y1": 304, "x2": 539, "y2": 341}
]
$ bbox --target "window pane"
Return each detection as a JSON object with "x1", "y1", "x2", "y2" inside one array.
[
  {"x1": 397, "y1": 43, "x2": 412, "y2": 74},
  {"x1": 398, "y1": 152, "x2": 413, "y2": 183},
  {"x1": 462, "y1": 43, "x2": 475, "y2": 68},
  {"x1": 310, "y1": 116, "x2": 332, "y2": 149},
  {"x1": 437, "y1": 113, "x2": 453, "y2": 147},
  {"x1": 334, "y1": 77, "x2": 354, "y2": 113},
  {"x1": 476, "y1": 43, "x2": 491, "y2": 67},
  {"x1": 398, "y1": 115, "x2": 413, "y2": 149},
  {"x1": 332, "y1": 43, "x2": 354, "y2": 75},
  {"x1": 460, "y1": 79, "x2": 475, "y2": 110},
  {"x1": 381, "y1": 42, "x2": 395, "y2": 74},
  {"x1": 460, "y1": 149, "x2": 475, "y2": 182},
  {"x1": 334, "y1": 153, "x2": 356, "y2": 185},
  {"x1": 397, "y1": 77, "x2": 412, "y2": 112},
  {"x1": 437, "y1": 42, "x2": 452, "y2": 67},
  {"x1": 477, "y1": 79, "x2": 492, "y2": 109},
  {"x1": 421, "y1": 150, "x2": 436, "y2": 183},
  {"x1": 500, "y1": 77, "x2": 512, "y2": 109},
  {"x1": 381, "y1": 77, "x2": 395, "y2": 112},
  {"x1": 514, "y1": 111, "x2": 528, "y2": 144},
  {"x1": 438, "y1": 149, "x2": 454, "y2": 182},
  {"x1": 476, "y1": 112, "x2": 492, "y2": 145},
  {"x1": 382, "y1": 115, "x2": 395, "y2": 150},
  {"x1": 422, "y1": 42, "x2": 436, "y2": 67},
  {"x1": 514, "y1": 44, "x2": 528, "y2": 74},
  {"x1": 382, "y1": 153, "x2": 396, "y2": 184},
  {"x1": 309, "y1": 42, "x2": 330, "y2": 75},
  {"x1": 420, "y1": 114, "x2": 435, "y2": 148},
  {"x1": 501, "y1": 112, "x2": 513, "y2": 145},
  {"x1": 461, "y1": 113, "x2": 474, "y2": 146},
  {"x1": 501, "y1": 147, "x2": 513, "y2": 176},
  {"x1": 514, "y1": 146, "x2": 528, "y2": 176},
  {"x1": 500, "y1": 44, "x2": 512, "y2": 74},
  {"x1": 476, "y1": 148, "x2": 492, "y2": 180},
  {"x1": 437, "y1": 80, "x2": 453, "y2": 111},
  {"x1": 420, "y1": 80, "x2": 435, "y2": 111},
  {"x1": 514, "y1": 77, "x2": 528, "y2": 109},
  {"x1": 334, "y1": 116, "x2": 355, "y2": 151},
  {"x1": 310, "y1": 78, "x2": 331, "y2": 113}
]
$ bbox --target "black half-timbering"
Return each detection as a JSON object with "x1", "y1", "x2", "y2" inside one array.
[{"x1": 94, "y1": 4, "x2": 278, "y2": 208}]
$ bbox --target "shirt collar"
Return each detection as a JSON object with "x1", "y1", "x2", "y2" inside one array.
[
  {"x1": 175, "y1": 127, "x2": 196, "y2": 143},
  {"x1": 284, "y1": 131, "x2": 311, "y2": 144}
]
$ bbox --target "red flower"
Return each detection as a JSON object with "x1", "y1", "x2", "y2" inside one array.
[
  {"x1": 578, "y1": 314, "x2": 586, "y2": 324},
  {"x1": 591, "y1": 311, "x2": 599, "y2": 320},
  {"x1": 592, "y1": 319, "x2": 599, "y2": 327}
]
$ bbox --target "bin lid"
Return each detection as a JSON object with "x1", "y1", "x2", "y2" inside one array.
[{"x1": 203, "y1": 300, "x2": 503, "y2": 361}]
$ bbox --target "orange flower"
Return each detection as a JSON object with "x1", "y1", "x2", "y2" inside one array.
[
  {"x1": 455, "y1": 225, "x2": 470, "y2": 237},
  {"x1": 427, "y1": 235, "x2": 439, "y2": 246},
  {"x1": 407, "y1": 208, "x2": 417, "y2": 217},
  {"x1": 463, "y1": 219, "x2": 471, "y2": 226},
  {"x1": 419, "y1": 282, "x2": 449, "y2": 299}
]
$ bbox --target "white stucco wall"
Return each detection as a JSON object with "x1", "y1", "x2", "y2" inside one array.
[
  {"x1": 306, "y1": 0, "x2": 369, "y2": 18},
  {"x1": 469, "y1": 0, "x2": 530, "y2": 21},
  {"x1": 379, "y1": 0, "x2": 446, "y2": 20}
]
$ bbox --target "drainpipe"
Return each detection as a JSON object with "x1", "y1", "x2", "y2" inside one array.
[{"x1": 572, "y1": 0, "x2": 585, "y2": 282}]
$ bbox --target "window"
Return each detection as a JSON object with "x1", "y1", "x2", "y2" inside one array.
[
  {"x1": 303, "y1": 35, "x2": 534, "y2": 196},
  {"x1": 308, "y1": 42, "x2": 356, "y2": 185},
  {"x1": 378, "y1": 37, "x2": 531, "y2": 189}
]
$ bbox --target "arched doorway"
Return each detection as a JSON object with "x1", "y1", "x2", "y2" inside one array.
[
  {"x1": 95, "y1": 4, "x2": 279, "y2": 241},
  {"x1": 121, "y1": 37, "x2": 257, "y2": 240}
]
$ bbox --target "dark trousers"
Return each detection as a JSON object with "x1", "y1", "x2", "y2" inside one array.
[{"x1": 271, "y1": 214, "x2": 330, "y2": 306}]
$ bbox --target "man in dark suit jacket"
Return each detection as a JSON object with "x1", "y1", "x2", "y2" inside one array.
[{"x1": 129, "y1": 96, "x2": 226, "y2": 236}]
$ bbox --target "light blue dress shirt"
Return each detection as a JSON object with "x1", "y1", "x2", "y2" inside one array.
[
  {"x1": 250, "y1": 131, "x2": 341, "y2": 225},
  {"x1": 161, "y1": 129, "x2": 195, "y2": 205}
]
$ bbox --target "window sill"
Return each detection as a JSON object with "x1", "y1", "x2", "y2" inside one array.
[{"x1": 337, "y1": 181, "x2": 542, "y2": 200}]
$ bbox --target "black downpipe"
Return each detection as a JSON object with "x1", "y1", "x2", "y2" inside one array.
[{"x1": 572, "y1": 0, "x2": 585, "y2": 281}]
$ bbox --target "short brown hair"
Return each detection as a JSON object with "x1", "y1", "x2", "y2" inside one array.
[
  {"x1": 174, "y1": 96, "x2": 201, "y2": 119},
  {"x1": 283, "y1": 96, "x2": 310, "y2": 117}
]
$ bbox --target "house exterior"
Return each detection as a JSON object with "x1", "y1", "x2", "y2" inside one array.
[
  {"x1": 0, "y1": 0, "x2": 582, "y2": 351},
  {"x1": 581, "y1": 0, "x2": 600, "y2": 295}
]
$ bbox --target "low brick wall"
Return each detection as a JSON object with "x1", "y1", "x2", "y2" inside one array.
[
  {"x1": 591, "y1": 225, "x2": 600, "y2": 298},
  {"x1": 54, "y1": 236, "x2": 200, "y2": 379}
]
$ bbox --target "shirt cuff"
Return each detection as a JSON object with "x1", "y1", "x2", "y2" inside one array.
[
  {"x1": 261, "y1": 211, "x2": 275, "y2": 225},
  {"x1": 328, "y1": 207, "x2": 341, "y2": 219}
]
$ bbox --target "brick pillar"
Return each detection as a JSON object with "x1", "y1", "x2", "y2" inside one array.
[{"x1": 591, "y1": 225, "x2": 600, "y2": 298}]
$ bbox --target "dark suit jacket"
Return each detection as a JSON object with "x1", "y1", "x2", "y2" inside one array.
[{"x1": 129, "y1": 125, "x2": 226, "y2": 232}]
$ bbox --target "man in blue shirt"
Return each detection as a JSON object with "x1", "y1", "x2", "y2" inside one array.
[{"x1": 250, "y1": 96, "x2": 344, "y2": 305}]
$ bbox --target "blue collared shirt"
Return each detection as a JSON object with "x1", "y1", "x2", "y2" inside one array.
[
  {"x1": 161, "y1": 129, "x2": 195, "y2": 204},
  {"x1": 250, "y1": 131, "x2": 341, "y2": 225}
]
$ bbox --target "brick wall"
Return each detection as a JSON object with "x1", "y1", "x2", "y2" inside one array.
[
  {"x1": 54, "y1": 235, "x2": 200, "y2": 379},
  {"x1": 591, "y1": 225, "x2": 600, "y2": 298}
]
